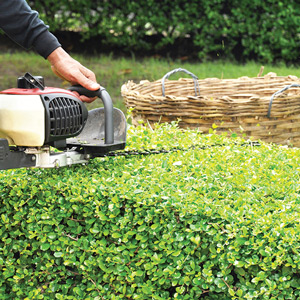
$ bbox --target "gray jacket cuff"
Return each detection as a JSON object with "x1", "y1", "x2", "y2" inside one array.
[{"x1": 33, "y1": 30, "x2": 61, "y2": 59}]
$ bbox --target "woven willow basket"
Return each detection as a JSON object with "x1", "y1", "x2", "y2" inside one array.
[{"x1": 121, "y1": 68, "x2": 300, "y2": 147}]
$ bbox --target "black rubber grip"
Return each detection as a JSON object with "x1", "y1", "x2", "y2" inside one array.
[{"x1": 68, "y1": 85, "x2": 100, "y2": 98}]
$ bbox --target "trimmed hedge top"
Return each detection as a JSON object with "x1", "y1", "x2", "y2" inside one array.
[{"x1": 1, "y1": 122, "x2": 300, "y2": 299}]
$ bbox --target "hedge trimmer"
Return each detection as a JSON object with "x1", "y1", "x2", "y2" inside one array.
[
  {"x1": 0, "y1": 73, "x2": 127, "y2": 170},
  {"x1": 0, "y1": 73, "x2": 262, "y2": 170}
]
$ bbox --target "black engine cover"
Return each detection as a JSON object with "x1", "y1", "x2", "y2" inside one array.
[{"x1": 41, "y1": 93, "x2": 88, "y2": 145}]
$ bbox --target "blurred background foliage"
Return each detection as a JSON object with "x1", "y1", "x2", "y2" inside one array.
[{"x1": 26, "y1": 0, "x2": 300, "y2": 64}]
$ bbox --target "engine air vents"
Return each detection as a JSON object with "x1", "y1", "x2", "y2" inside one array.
[{"x1": 41, "y1": 93, "x2": 88, "y2": 143}]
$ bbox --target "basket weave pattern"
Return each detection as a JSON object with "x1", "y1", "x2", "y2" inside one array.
[{"x1": 122, "y1": 73, "x2": 300, "y2": 146}]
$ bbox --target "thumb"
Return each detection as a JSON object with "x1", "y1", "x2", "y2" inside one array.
[
  {"x1": 81, "y1": 77, "x2": 101, "y2": 91},
  {"x1": 76, "y1": 67, "x2": 100, "y2": 91}
]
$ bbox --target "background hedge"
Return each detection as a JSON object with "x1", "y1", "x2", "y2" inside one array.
[
  {"x1": 27, "y1": 0, "x2": 300, "y2": 63},
  {"x1": 2, "y1": 122, "x2": 300, "y2": 299}
]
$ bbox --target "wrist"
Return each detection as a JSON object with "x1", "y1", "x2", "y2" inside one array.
[{"x1": 47, "y1": 47, "x2": 70, "y2": 65}]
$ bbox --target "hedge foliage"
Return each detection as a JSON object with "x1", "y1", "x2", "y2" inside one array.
[
  {"x1": 1, "y1": 122, "x2": 300, "y2": 299},
  {"x1": 28, "y1": 0, "x2": 300, "y2": 63}
]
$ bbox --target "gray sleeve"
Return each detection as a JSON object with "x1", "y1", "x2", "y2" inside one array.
[{"x1": 0, "y1": 0, "x2": 61, "y2": 58}]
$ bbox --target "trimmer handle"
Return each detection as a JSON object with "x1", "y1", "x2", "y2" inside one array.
[
  {"x1": 69, "y1": 85, "x2": 114, "y2": 144},
  {"x1": 69, "y1": 85, "x2": 100, "y2": 98}
]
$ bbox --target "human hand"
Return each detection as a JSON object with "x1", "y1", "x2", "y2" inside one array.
[{"x1": 47, "y1": 47, "x2": 100, "y2": 102}]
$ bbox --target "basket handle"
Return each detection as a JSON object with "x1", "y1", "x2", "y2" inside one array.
[
  {"x1": 161, "y1": 68, "x2": 200, "y2": 97},
  {"x1": 268, "y1": 84, "x2": 300, "y2": 118}
]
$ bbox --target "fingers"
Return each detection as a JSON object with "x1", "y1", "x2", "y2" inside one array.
[
  {"x1": 78, "y1": 66, "x2": 100, "y2": 91},
  {"x1": 81, "y1": 95, "x2": 98, "y2": 103},
  {"x1": 72, "y1": 91, "x2": 97, "y2": 103},
  {"x1": 67, "y1": 63, "x2": 100, "y2": 91}
]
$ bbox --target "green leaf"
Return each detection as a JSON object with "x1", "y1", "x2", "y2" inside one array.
[
  {"x1": 90, "y1": 228, "x2": 100, "y2": 234},
  {"x1": 1, "y1": 214, "x2": 8, "y2": 223},
  {"x1": 54, "y1": 252, "x2": 63, "y2": 258},
  {"x1": 40, "y1": 243, "x2": 50, "y2": 251},
  {"x1": 112, "y1": 232, "x2": 122, "y2": 239},
  {"x1": 172, "y1": 250, "x2": 181, "y2": 257},
  {"x1": 235, "y1": 267, "x2": 246, "y2": 276},
  {"x1": 142, "y1": 286, "x2": 152, "y2": 295}
]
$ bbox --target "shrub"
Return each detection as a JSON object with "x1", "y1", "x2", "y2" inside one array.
[
  {"x1": 26, "y1": 0, "x2": 300, "y2": 63},
  {"x1": 1, "y1": 123, "x2": 300, "y2": 299}
]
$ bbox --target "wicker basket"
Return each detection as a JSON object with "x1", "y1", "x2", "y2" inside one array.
[{"x1": 121, "y1": 68, "x2": 300, "y2": 147}]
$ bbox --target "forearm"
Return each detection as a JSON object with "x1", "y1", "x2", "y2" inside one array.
[
  {"x1": 0, "y1": 0, "x2": 99, "y2": 100},
  {"x1": 0, "y1": 0, "x2": 61, "y2": 58}
]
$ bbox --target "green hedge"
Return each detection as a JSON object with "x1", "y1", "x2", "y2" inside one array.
[
  {"x1": 27, "y1": 0, "x2": 300, "y2": 63},
  {"x1": 1, "y1": 122, "x2": 300, "y2": 299}
]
